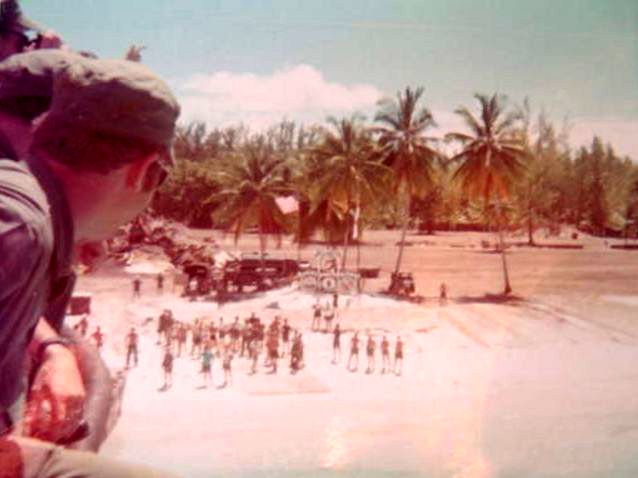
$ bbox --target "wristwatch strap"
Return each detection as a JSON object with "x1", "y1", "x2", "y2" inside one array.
[{"x1": 37, "y1": 337, "x2": 74, "y2": 362}]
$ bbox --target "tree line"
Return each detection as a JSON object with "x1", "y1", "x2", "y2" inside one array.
[{"x1": 152, "y1": 88, "x2": 638, "y2": 294}]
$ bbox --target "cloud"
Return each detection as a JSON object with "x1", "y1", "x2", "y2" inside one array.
[
  {"x1": 175, "y1": 66, "x2": 637, "y2": 161},
  {"x1": 176, "y1": 64, "x2": 382, "y2": 130}
]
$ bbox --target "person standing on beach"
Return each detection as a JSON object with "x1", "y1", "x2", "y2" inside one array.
[
  {"x1": 200, "y1": 344, "x2": 213, "y2": 388},
  {"x1": 281, "y1": 319, "x2": 291, "y2": 357},
  {"x1": 157, "y1": 310, "x2": 167, "y2": 345},
  {"x1": 248, "y1": 336, "x2": 259, "y2": 374},
  {"x1": 78, "y1": 314, "x2": 89, "y2": 337},
  {"x1": 162, "y1": 346, "x2": 173, "y2": 389},
  {"x1": 157, "y1": 272, "x2": 164, "y2": 294},
  {"x1": 164, "y1": 321, "x2": 175, "y2": 354},
  {"x1": 91, "y1": 326, "x2": 104, "y2": 351},
  {"x1": 230, "y1": 316, "x2": 241, "y2": 352},
  {"x1": 365, "y1": 334, "x2": 376, "y2": 374},
  {"x1": 222, "y1": 349, "x2": 233, "y2": 386},
  {"x1": 125, "y1": 327, "x2": 138, "y2": 368},
  {"x1": 271, "y1": 316, "x2": 281, "y2": 337},
  {"x1": 290, "y1": 332, "x2": 304, "y2": 373},
  {"x1": 332, "y1": 323, "x2": 341, "y2": 364},
  {"x1": 218, "y1": 317, "x2": 226, "y2": 341},
  {"x1": 324, "y1": 307, "x2": 334, "y2": 333},
  {"x1": 163, "y1": 311, "x2": 174, "y2": 347},
  {"x1": 311, "y1": 301, "x2": 322, "y2": 331},
  {"x1": 266, "y1": 329, "x2": 279, "y2": 373},
  {"x1": 208, "y1": 322, "x2": 218, "y2": 350},
  {"x1": 176, "y1": 322, "x2": 187, "y2": 357},
  {"x1": 296, "y1": 333, "x2": 304, "y2": 367},
  {"x1": 394, "y1": 336, "x2": 404, "y2": 376},
  {"x1": 208, "y1": 320, "x2": 218, "y2": 342},
  {"x1": 257, "y1": 321, "x2": 265, "y2": 352},
  {"x1": 439, "y1": 282, "x2": 448, "y2": 305},
  {"x1": 240, "y1": 319, "x2": 250, "y2": 357},
  {"x1": 191, "y1": 322, "x2": 203, "y2": 357},
  {"x1": 132, "y1": 276, "x2": 142, "y2": 299},
  {"x1": 381, "y1": 335, "x2": 390, "y2": 373},
  {"x1": 348, "y1": 331, "x2": 360, "y2": 371}
]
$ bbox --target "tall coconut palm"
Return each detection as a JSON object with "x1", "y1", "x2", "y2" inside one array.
[
  {"x1": 306, "y1": 116, "x2": 390, "y2": 269},
  {"x1": 446, "y1": 93, "x2": 527, "y2": 294},
  {"x1": 375, "y1": 87, "x2": 441, "y2": 275},
  {"x1": 625, "y1": 178, "x2": 638, "y2": 245},
  {"x1": 210, "y1": 135, "x2": 292, "y2": 265}
]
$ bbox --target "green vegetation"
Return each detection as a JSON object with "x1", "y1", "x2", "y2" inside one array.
[
  {"x1": 375, "y1": 87, "x2": 441, "y2": 275},
  {"x1": 446, "y1": 93, "x2": 527, "y2": 294},
  {"x1": 153, "y1": 88, "x2": 638, "y2": 293}
]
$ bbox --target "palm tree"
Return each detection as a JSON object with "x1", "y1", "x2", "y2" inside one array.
[
  {"x1": 625, "y1": 178, "x2": 638, "y2": 245},
  {"x1": 446, "y1": 93, "x2": 527, "y2": 295},
  {"x1": 210, "y1": 135, "x2": 292, "y2": 266},
  {"x1": 375, "y1": 86, "x2": 441, "y2": 275},
  {"x1": 306, "y1": 116, "x2": 390, "y2": 269}
]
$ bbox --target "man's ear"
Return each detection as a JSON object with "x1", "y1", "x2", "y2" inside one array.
[{"x1": 125, "y1": 153, "x2": 157, "y2": 191}]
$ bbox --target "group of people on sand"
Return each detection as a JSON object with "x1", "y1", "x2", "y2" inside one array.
[
  {"x1": 308, "y1": 297, "x2": 405, "y2": 376},
  {"x1": 310, "y1": 300, "x2": 338, "y2": 332},
  {"x1": 131, "y1": 273, "x2": 166, "y2": 299},
  {"x1": 151, "y1": 310, "x2": 306, "y2": 390},
  {"x1": 331, "y1": 324, "x2": 404, "y2": 376}
]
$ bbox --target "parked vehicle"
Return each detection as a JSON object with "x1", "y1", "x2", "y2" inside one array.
[{"x1": 387, "y1": 272, "x2": 415, "y2": 296}]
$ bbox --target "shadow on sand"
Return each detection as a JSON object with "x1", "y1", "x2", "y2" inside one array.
[{"x1": 454, "y1": 293, "x2": 526, "y2": 305}]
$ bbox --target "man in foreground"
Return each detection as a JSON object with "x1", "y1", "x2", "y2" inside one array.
[
  {"x1": 0, "y1": 49, "x2": 128, "y2": 457},
  {"x1": 0, "y1": 52, "x2": 179, "y2": 476}
]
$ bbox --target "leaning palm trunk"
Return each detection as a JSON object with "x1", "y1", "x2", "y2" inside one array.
[
  {"x1": 527, "y1": 203, "x2": 535, "y2": 246},
  {"x1": 527, "y1": 215, "x2": 534, "y2": 246},
  {"x1": 258, "y1": 222, "x2": 267, "y2": 283},
  {"x1": 296, "y1": 201, "x2": 302, "y2": 262},
  {"x1": 497, "y1": 222, "x2": 512, "y2": 295},
  {"x1": 527, "y1": 184, "x2": 535, "y2": 246},
  {"x1": 341, "y1": 196, "x2": 353, "y2": 271},
  {"x1": 341, "y1": 213, "x2": 350, "y2": 272},
  {"x1": 296, "y1": 191, "x2": 306, "y2": 262},
  {"x1": 393, "y1": 197, "x2": 410, "y2": 275},
  {"x1": 354, "y1": 195, "x2": 361, "y2": 271}
]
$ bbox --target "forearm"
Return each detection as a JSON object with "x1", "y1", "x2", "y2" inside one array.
[
  {"x1": 61, "y1": 326, "x2": 114, "y2": 452},
  {"x1": 24, "y1": 320, "x2": 87, "y2": 443}
]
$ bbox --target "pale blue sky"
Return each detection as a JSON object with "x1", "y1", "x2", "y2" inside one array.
[{"x1": 24, "y1": 0, "x2": 638, "y2": 157}]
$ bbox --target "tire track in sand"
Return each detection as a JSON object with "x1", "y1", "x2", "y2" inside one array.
[
  {"x1": 524, "y1": 301, "x2": 635, "y2": 345},
  {"x1": 436, "y1": 307, "x2": 492, "y2": 349}
]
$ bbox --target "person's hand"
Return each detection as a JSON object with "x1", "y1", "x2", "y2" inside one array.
[
  {"x1": 37, "y1": 30, "x2": 64, "y2": 49},
  {"x1": 24, "y1": 345, "x2": 86, "y2": 443}
]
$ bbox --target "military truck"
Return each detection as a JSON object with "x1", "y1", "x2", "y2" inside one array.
[
  {"x1": 219, "y1": 254, "x2": 308, "y2": 293},
  {"x1": 181, "y1": 253, "x2": 309, "y2": 296}
]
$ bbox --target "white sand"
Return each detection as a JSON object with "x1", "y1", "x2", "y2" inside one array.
[{"x1": 71, "y1": 271, "x2": 638, "y2": 478}]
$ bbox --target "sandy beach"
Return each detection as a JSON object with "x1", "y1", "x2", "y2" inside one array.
[{"x1": 74, "y1": 229, "x2": 638, "y2": 477}]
